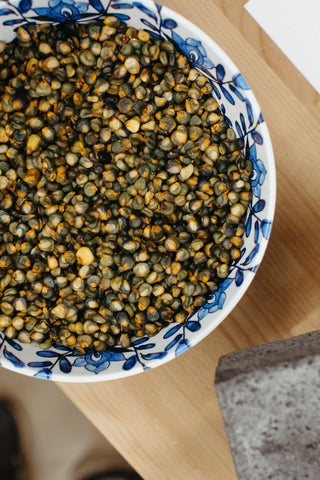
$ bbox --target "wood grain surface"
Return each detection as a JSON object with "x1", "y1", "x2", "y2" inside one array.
[{"x1": 59, "y1": 1, "x2": 320, "y2": 478}]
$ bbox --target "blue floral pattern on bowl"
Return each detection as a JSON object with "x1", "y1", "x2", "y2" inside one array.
[
  {"x1": 34, "y1": 0, "x2": 89, "y2": 22},
  {"x1": 0, "y1": 0, "x2": 276, "y2": 381}
]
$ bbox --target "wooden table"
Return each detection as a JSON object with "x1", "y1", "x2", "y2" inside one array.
[{"x1": 59, "y1": 1, "x2": 320, "y2": 478}]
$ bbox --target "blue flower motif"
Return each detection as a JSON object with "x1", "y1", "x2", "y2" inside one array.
[
  {"x1": 172, "y1": 31, "x2": 214, "y2": 69},
  {"x1": 73, "y1": 349, "x2": 112, "y2": 374},
  {"x1": 34, "y1": 0, "x2": 88, "y2": 21}
]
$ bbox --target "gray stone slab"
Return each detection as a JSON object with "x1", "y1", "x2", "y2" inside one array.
[{"x1": 215, "y1": 331, "x2": 320, "y2": 480}]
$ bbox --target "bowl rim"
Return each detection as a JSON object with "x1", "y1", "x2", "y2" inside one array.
[{"x1": 0, "y1": 0, "x2": 276, "y2": 382}]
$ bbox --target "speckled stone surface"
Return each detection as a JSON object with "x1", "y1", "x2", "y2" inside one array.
[{"x1": 215, "y1": 331, "x2": 320, "y2": 480}]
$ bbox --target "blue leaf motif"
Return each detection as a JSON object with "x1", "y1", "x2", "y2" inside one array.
[
  {"x1": 155, "y1": 2, "x2": 162, "y2": 12},
  {"x1": 245, "y1": 212, "x2": 252, "y2": 237},
  {"x1": 175, "y1": 339, "x2": 191, "y2": 357},
  {"x1": 240, "y1": 113, "x2": 246, "y2": 134},
  {"x1": 254, "y1": 219, "x2": 259, "y2": 243},
  {"x1": 261, "y1": 219, "x2": 272, "y2": 239},
  {"x1": 216, "y1": 64, "x2": 225, "y2": 81},
  {"x1": 18, "y1": 0, "x2": 31, "y2": 13},
  {"x1": 229, "y1": 84, "x2": 245, "y2": 101},
  {"x1": 6, "y1": 338, "x2": 22, "y2": 351},
  {"x1": 141, "y1": 18, "x2": 158, "y2": 31},
  {"x1": 132, "y1": 337, "x2": 149, "y2": 346},
  {"x1": 258, "y1": 112, "x2": 264, "y2": 124},
  {"x1": 221, "y1": 85, "x2": 234, "y2": 105},
  {"x1": 141, "y1": 352, "x2": 167, "y2": 360},
  {"x1": 251, "y1": 130, "x2": 263, "y2": 144},
  {"x1": 245, "y1": 99, "x2": 254, "y2": 127},
  {"x1": 253, "y1": 199, "x2": 265, "y2": 213},
  {"x1": 53, "y1": 345, "x2": 70, "y2": 352},
  {"x1": 232, "y1": 73, "x2": 250, "y2": 90},
  {"x1": 37, "y1": 350, "x2": 59, "y2": 357},
  {"x1": 71, "y1": 12, "x2": 106, "y2": 18},
  {"x1": 112, "y1": 3, "x2": 133, "y2": 8},
  {"x1": 4, "y1": 19, "x2": 23, "y2": 25},
  {"x1": 89, "y1": 0, "x2": 104, "y2": 12},
  {"x1": 144, "y1": 29, "x2": 163, "y2": 39},
  {"x1": 136, "y1": 343, "x2": 155, "y2": 350},
  {"x1": 235, "y1": 268, "x2": 243, "y2": 286},
  {"x1": 186, "y1": 321, "x2": 201, "y2": 332},
  {"x1": 28, "y1": 361, "x2": 53, "y2": 368},
  {"x1": 123, "y1": 355, "x2": 137, "y2": 370},
  {"x1": 211, "y1": 82, "x2": 221, "y2": 100},
  {"x1": 133, "y1": 2, "x2": 156, "y2": 20},
  {"x1": 165, "y1": 334, "x2": 182, "y2": 351},
  {"x1": 112, "y1": 13, "x2": 130, "y2": 19},
  {"x1": 242, "y1": 243, "x2": 260, "y2": 266},
  {"x1": 0, "y1": 9, "x2": 14, "y2": 15},
  {"x1": 164, "y1": 323, "x2": 182, "y2": 339},
  {"x1": 161, "y1": 18, "x2": 177, "y2": 29},
  {"x1": 59, "y1": 357, "x2": 71, "y2": 373},
  {"x1": 3, "y1": 347, "x2": 24, "y2": 368},
  {"x1": 249, "y1": 264, "x2": 259, "y2": 272},
  {"x1": 235, "y1": 120, "x2": 243, "y2": 138}
]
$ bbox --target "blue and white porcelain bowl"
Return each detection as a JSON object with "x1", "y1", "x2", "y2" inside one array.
[{"x1": 0, "y1": 0, "x2": 276, "y2": 381}]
